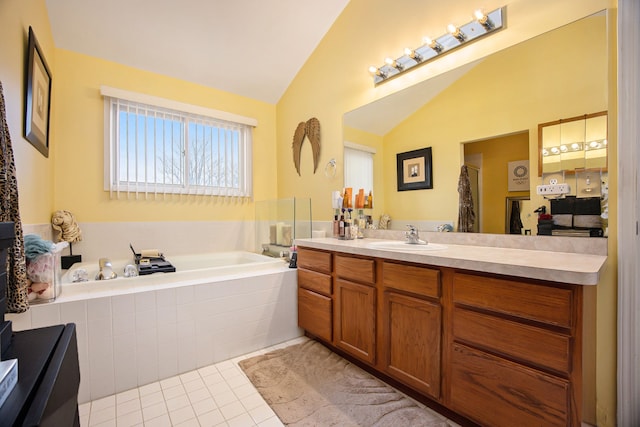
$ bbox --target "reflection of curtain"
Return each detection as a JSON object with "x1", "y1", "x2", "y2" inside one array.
[
  {"x1": 457, "y1": 165, "x2": 475, "y2": 232},
  {"x1": 0, "y1": 81, "x2": 29, "y2": 313},
  {"x1": 510, "y1": 200, "x2": 523, "y2": 234}
]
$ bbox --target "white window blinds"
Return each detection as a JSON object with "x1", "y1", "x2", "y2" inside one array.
[
  {"x1": 102, "y1": 88, "x2": 254, "y2": 199},
  {"x1": 344, "y1": 142, "x2": 375, "y2": 195}
]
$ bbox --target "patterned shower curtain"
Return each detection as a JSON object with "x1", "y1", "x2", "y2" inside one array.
[
  {"x1": 0, "y1": 81, "x2": 29, "y2": 313},
  {"x1": 457, "y1": 165, "x2": 476, "y2": 233}
]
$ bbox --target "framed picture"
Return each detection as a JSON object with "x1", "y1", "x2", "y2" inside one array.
[
  {"x1": 396, "y1": 147, "x2": 433, "y2": 191},
  {"x1": 24, "y1": 26, "x2": 51, "y2": 158}
]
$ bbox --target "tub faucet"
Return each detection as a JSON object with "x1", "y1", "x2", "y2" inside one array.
[
  {"x1": 95, "y1": 258, "x2": 117, "y2": 280},
  {"x1": 405, "y1": 225, "x2": 424, "y2": 244}
]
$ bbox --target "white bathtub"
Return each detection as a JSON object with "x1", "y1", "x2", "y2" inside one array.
[
  {"x1": 60, "y1": 251, "x2": 287, "y2": 301},
  {"x1": 8, "y1": 251, "x2": 301, "y2": 403}
]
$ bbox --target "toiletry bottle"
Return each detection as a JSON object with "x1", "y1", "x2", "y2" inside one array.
[
  {"x1": 368, "y1": 191, "x2": 373, "y2": 209},
  {"x1": 339, "y1": 215, "x2": 345, "y2": 239},
  {"x1": 333, "y1": 215, "x2": 339, "y2": 238}
]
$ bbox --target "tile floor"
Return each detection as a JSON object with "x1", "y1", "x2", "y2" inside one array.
[{"x1": 80, "y1": 336, "x2": 456, "y2": 427}]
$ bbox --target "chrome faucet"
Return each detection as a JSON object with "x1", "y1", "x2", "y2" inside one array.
[
  {"x1": 405, "y1": 225, "x2": 425, "y2": 244},
  {"x1": 95, "y1": 258, "x2": 117, "y2": 280}
]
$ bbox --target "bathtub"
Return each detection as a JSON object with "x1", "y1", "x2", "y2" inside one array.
[
  {"x1": 60, "y1": 251, "x2": 287, "y2": 301},
  {"x1": 7, "y1": 251, "x2": 301, "y2": 403}
]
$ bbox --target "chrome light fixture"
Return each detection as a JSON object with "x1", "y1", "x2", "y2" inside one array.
[{"x1": 369, "y1": 7, "x2": 504, "y2": 85}]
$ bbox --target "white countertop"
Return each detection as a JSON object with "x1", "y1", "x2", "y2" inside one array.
[{"x1": 295, "y1": 237, "x2": 607, "y2": 286}]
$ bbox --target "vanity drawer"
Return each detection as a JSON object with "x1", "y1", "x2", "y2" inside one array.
[
  {"x1": 452, "y1": 273, "x2": 574, "y2": 328},
  {"x1": 298, "y1": 288, "x2": 332, "y2": 342},
  {"x1": 298, "y1": 268, "x2": 332, "y2": 297},
  {"x1": 335, "y1": 254, "x2": 375, "y2": 285},
  {"x1": 382, "y1": 261, "x2": 440, "y2": 299},
  {"x1": 297, "y1": 247, "x2": 332, "y2": 274},
  {"x1": 450, "y1": 343, "x2": 570, "y2": 427},
  {"x1": 452, "y1": 307, "x2": 571, "y2": 373}
]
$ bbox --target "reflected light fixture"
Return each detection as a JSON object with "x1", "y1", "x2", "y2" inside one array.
[{"x1": 369, "y1": 7, "x2": 504, "y2": 85}]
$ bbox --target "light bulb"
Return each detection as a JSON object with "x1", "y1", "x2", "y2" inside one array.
[
  {"x1": 447, "y1": 24, "x2": 465, "y2": 42},
  {"x1": 571, "y1": 143, "x2": 581, "y2": 150},
  {"x1": 422, "y1": 36, "x2": 442, "y2": 53},
  {"x1": 550, "y1": 147, "x2": 560, "y2": 154},
  {"x1": 560, "y1": 145, "x2": 568, "y2": 152},
  {"x1": 404, "y1": 47, "x2": 422, "y2": 62}
]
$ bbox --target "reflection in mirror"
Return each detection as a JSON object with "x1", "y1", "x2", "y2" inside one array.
[
  {"x1": 343, "y1": 12, "x2": 607, "y2": 235},
  {"x1": 539, "y1": 111, "x2": 608, "y2": 176},
  {"x1": 505, "y1": 196, "x2": 535, "y2": 235}
]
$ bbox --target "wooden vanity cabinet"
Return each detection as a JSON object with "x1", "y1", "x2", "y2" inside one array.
[
  {"x1": 381, "y1": 261, "x2": 442, "y2": 399},
  {"x1": 448, "y1": 271, "x2": 582, "y2": 427},
  {"x1": 334, "y1": 254, "x2": 376, "y2": 364},
  {"x1": 297, "y1": 248, "x2": 333, "y2": 342},
  {"x1": 296, "y1": 246, "x2": 585, "y2": 427}
]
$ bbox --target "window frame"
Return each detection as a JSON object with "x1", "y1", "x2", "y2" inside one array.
[{"x1": 101, "y1": 86, "x2": 256, "y2": 198}]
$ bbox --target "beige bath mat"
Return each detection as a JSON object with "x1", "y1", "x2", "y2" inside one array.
[{"x1": 239, "y1": 338, "x2": 449, "y2": 426}]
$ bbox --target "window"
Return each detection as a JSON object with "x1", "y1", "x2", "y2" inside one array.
[
  {"x1": 102, "y1": 87, "x2": 255, "y2": 198},
  {"x1": 344, "y1": 141, "x2": 375, "y2": 196}
]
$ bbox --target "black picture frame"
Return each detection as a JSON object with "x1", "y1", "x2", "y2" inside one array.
[
  {"x1": 24, "y1": 26, "x2": 52, "y2": 158},
  {"x1": 396, "y1": 147, "x2": 433, "y2": 191}
]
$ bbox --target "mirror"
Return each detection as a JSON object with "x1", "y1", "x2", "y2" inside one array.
[{"x1": 343, "y1": 12, "x2": 607, "y2": 234}]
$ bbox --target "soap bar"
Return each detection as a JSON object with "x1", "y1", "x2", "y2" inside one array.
[{"x1": 140, "y1": 249, "x2": 160, "y2": 257}]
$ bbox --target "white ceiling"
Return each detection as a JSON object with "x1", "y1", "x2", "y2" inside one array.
[{"x1": 45, "y1": 0, "x2": 350, "y2": 104}]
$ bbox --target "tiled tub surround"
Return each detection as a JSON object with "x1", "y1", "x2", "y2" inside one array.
[{"x1": 7, "y1": 263, "x2": 301, "y2": 404}]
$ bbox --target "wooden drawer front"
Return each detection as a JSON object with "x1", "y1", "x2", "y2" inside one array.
[
  {"x1": 453, "y1": 273, "x2": 574, "y2": 328},
  {"x1": 453, "y1": 308, "x2": 572, "y2": 373},
  {"x1": 297, "y1": 247, "x2": 332, "y2": 274},
  {"x1": 382, "y1": 261, "x2": 440, "y2": 299},
  {"x1": 298, "y1": 288, "x2": 332, "y2": 342},
  {"x1": 450, "y1": 343, "x2": 570, "y2": 427},
  {"x1": 298, "y1": 268, "x2": 332, "y2": 296},
  {"x1": 335, "y1": 255, "x2": 375, "y2": 285}
]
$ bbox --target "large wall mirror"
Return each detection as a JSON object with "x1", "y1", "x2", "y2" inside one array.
[{"x1": 343, "y1": 11, "x2": 608, "y2": 235}]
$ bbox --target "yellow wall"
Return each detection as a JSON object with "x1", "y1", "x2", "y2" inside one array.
[
  {"x1": 52, "y1": 49, "x2": 277, "y2": 222},
  {"x1": 464, "y1": 133, "x2": 530, "y2": 234},
  {"x1": 0, "y1": 0, "x2": 55, "y2": 224}
]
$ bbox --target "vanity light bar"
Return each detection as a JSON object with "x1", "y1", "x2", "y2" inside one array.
[
  {"x1": 369, "y1": 7, "x2": 504, "y2": 85},
  {"x1": 542, "y1": 140, "x2": 607, "y2": 156}
]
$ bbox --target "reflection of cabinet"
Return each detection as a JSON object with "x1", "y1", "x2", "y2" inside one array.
[
  {"x1": 297, "y1": 248, "x2": 332, "y2": 342},
  {"x1": 334, "y1": 255, "x2": 376, "y2": 364},
  {"x1": 296, "y1": 245, "x2": 585, "y2": 427},
  {"x1": 538, "y1": 111, "x2": 608, "y2": 176},
  {"x1": 381, "y1": 261, "x2": 441, "y2": 399}
]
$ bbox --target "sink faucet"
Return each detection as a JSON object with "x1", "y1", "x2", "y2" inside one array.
[
  {"x1": 95, "y1": 258, "x2": 117, "y2": 280},
  {"x1": 405, "y1": 225, "x2": 424, "y2": 244}
]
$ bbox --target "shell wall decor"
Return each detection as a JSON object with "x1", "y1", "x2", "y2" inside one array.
[{"x1": 292, "y1": 117, "x2": 321, "y2": 175}]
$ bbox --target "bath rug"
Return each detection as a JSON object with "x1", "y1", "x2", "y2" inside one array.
[{"x1": 239, "y1": 338, "x2": 449, "y2": 426}]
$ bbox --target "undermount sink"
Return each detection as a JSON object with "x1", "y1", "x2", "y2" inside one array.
[{"x1": 366, "y1": 241, "x2": 447, "y2": 252}]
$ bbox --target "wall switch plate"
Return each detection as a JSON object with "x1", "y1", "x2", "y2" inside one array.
[{"x1": 536, "y1": 183, "x2": 571, "y2": 195}]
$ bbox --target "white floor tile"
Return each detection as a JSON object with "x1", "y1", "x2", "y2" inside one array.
[
  {"x1": 219, "y1": 400, "x2": 246, "y2": 420},
  {"x1": 142, "y1": 401, "x2": 168, "y2": 421},
  {"x1": 140, "y1": 390, "x2": 165, "y2": 408},
  {"x1": 169, "y1": 405, "x2": 197, "y2": 425},
  {"x1": 82, "y1": 337, "x2": 454, "y2": 427},
  {"x1": 227, "y1": 412, "x2": 257, "y2": 427},
  {"x1": 197, "y1": 408, "x2": 226, "y2": 427},
  {"x1": 249, "y1": 403, "x2": 276, "y2": 424},
  {"x1": 115, "y1": 409, "x2": 143, "y2": 427},
  {"x1": 144, "y1": 413, "x2": 172, "y2": 427}
]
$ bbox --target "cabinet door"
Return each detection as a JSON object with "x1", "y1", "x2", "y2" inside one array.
[
  {"x1": 334, "y1": 279, "x2": 376, "y2": 364},
  {"x1": 383, "y1": 292, "x2": 441, "y2": 399},
  {"x1": 450, "y1": 343, "x2": 571, "y2": 427},
  {"x1": 298, "y1": 288, "x2": 332, "y2": 342}
]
